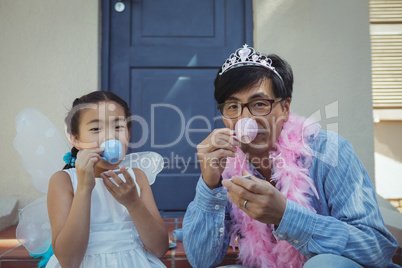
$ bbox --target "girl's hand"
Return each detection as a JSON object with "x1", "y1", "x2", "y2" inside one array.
[
  {"x1": 74, "y1": 148, "x2": 103, "y2": 192},
  {"x1": 101, "y1": 166, "x2": 140, "y2": 209},
  {"x1": 197, "y1": 128, "x2": 238, "y2": 189}
]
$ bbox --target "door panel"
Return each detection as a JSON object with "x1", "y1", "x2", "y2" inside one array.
[
  {"x1": 102, "y1": 0, "x2": 253, "y2": 211},
  {"x1": 131, "y1": 69, "x2": 219, "y2": 156},
  {"x1": 139, "y1": 1, "x2": 216, "y2": 37}
]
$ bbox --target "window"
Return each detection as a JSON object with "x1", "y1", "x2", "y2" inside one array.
[{"x1": 370, "y1": 0, "x2": 402, "y2": 121}]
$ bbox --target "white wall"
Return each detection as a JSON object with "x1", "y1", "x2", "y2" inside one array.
[
  {"x1": 374, "y1": 121, "x2": 402, "y2": 199},
  {"x1": 254, "y1": 0, "x2": 375, "y2": 183},
  {"x1": 0, "y1": 0, "x2": 99, "y2": 209},
  {"x1": 1, "y1": 0, "x2": 376, "y2": 211}
]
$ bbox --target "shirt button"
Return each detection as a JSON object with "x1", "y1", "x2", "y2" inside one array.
[
  {"x1": 277, "y1": 234, "x2": 284, "y2": 239},
  {"x1": 293, "y1": 240, "x2": 299, "y2": 244},
  {"x1": 216, "y1": 193, "x2": 222, "y2": 198},
  {"x1": 214, "y1": 205, "x2": 220, "y2": 210},
  {"x1": 219, "y1": 228, "x2": 224, "y2": 233}
]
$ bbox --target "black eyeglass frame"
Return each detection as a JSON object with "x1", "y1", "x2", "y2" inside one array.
[{"x1": 217, "y1": 97, "x2": 284, "y2": 119}]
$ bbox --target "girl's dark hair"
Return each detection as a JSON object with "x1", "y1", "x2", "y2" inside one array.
[
  {"x1": 63, "y1": 91, "x2": 131, "y2": 169},
  {"x1": 214, "y1": 54, "x2": 293, "y2": 104}
]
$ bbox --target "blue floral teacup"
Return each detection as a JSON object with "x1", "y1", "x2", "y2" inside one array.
[{"x1": 100, "y1": 139, "x2": 123, "y2": 164}]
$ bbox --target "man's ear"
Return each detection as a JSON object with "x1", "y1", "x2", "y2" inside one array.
[
  {"x1": 282, "y1": 98, "x2": 291, "y2": 122},
  {"x1": 70, "y1": 134, "x2": 82, "y2": 150}
]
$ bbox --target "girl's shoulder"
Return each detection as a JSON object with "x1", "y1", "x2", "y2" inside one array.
[
  {"x1": 50, "y1": 169, "x2": 72, "y2": 181},
  {"x1": 48, "y1": 169, "x2": 74, "y2": 193},
  {"x1": 132, "y1": 167, "x2": 145, "y2": 176},
  {"x1": 131, "y1": 168, "x2": 149, "y2": 186}
]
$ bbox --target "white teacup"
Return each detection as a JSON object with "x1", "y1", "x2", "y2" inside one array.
[{"x1": 235, "y1": 118, "x2": 258, "y2": 144}]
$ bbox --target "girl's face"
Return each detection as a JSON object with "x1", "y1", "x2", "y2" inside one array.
[{"x1": 71, "y1": 100, "x2": 130, "y2": 169}]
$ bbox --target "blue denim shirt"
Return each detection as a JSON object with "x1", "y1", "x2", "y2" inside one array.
[{"x1": 183, "y1": 130, "x2": 398, "y2": 268}]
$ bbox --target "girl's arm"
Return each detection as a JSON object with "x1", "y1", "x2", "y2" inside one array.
[
  {"x1": 48, "y1": 148, "x2": 102, "y2": 268},
  {"x1": 47, "y1": 171, "x2": 92, "y2": 268},
  {"x1": 102, "y1": 167, "x2": 169, "y2": 258},
  {"x1": 130, "y1": 168, "x2": 169, "y2": 257}
]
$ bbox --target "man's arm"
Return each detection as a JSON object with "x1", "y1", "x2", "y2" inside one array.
[
  {"x1": 273, "y1": 132, "x2": 398, "y2": 267},
  {"x1": 183, "y1": 176, "x2": 231, "y2": 268}
]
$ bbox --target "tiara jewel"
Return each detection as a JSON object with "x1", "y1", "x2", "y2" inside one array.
[{"x1": 219, "y1": 44, "x2": 283, "y2": 81}]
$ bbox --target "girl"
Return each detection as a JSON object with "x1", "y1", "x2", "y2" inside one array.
[{"x1": 46, "y1": 91, "x2": 168, "y2": 267}]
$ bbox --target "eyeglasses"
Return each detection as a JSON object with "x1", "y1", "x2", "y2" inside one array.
[{"x1": 217, "y1": 98, "x2": 284, "y2": 119}]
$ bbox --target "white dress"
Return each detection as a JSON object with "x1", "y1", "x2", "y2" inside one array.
[{"x1": 46, "y1": 168, "x2": 166, "y2": 268}]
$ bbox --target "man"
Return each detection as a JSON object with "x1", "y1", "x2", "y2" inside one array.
[{"x1": 183, "y1": 45, "x2": 398, "y2": 267}]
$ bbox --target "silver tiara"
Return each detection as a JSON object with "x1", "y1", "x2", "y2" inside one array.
[{"x1": 219, "y1": 44, "x2": 283, "y2": 81}]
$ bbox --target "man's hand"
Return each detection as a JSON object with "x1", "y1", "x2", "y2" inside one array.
[
  {"x1": 197, "y1": 128, "x2": 238, "y2": 189},
  {"x1": 222, "y1": 170, "x2": 287, "y2": 226}
]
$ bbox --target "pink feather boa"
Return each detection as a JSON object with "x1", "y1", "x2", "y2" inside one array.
[{"x1": 222, "y1": 112, "x2": 320, "y2": 268}]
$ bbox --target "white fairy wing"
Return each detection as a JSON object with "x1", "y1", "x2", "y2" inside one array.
[
  {"x1": 120, "y1": 152, "x2": 164, "y2": 185},
  {"x1": 14, "y1": 108, "x2": 70, "y2": 193},
  {"x1": 14, "y1": 108, "x2": 69, "y2": 255},
  {"x1": 16, "y1": 196, "x2": 51, "y2": 254}
]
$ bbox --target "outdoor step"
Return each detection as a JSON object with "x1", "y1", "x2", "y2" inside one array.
[
  {"x1": 0, "y1": 218, "x2": 238, "y2": 268},
  {"x1": 1, "y1": 217, "x2": 399, "y2": 267}
]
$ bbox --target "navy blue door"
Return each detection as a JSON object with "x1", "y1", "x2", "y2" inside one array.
[{"x1": 101, "y1": 0, "x2": 253, "y2": 212}]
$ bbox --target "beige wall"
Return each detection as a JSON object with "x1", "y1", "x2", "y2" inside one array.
[
  {"x1": 254, "y1": 0, "x2": 375, "y2": 183},
  {"x1": 2, "y1": 0, "x2": 376, "y2": 211},
  {"x1": 375, "y1": 122, "x2": 402, "y2": 162},
  {"x1": 374, "y1": 121, "x2": 402, "y2": 199},
  {"x1": 0, "y1": 0, "x2": 99, "y2": 208}
]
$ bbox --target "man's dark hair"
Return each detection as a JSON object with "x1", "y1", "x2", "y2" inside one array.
[{"x1": 214, "y1": 54, "x2": 293, "y2": 104}]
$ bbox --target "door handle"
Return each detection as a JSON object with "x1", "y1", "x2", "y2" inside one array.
[{"x1": 115, "y1": 0, "x2": 125, "y2": 13}]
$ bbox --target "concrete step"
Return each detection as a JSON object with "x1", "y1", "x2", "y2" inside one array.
[{"x1": 0, "y1": 198, "x2": 18, "y2": 232}]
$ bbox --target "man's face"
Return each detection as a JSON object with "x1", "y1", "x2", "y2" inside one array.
[{"x1": 222, "y1": 78, "x2": 290, "y2": 155}]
